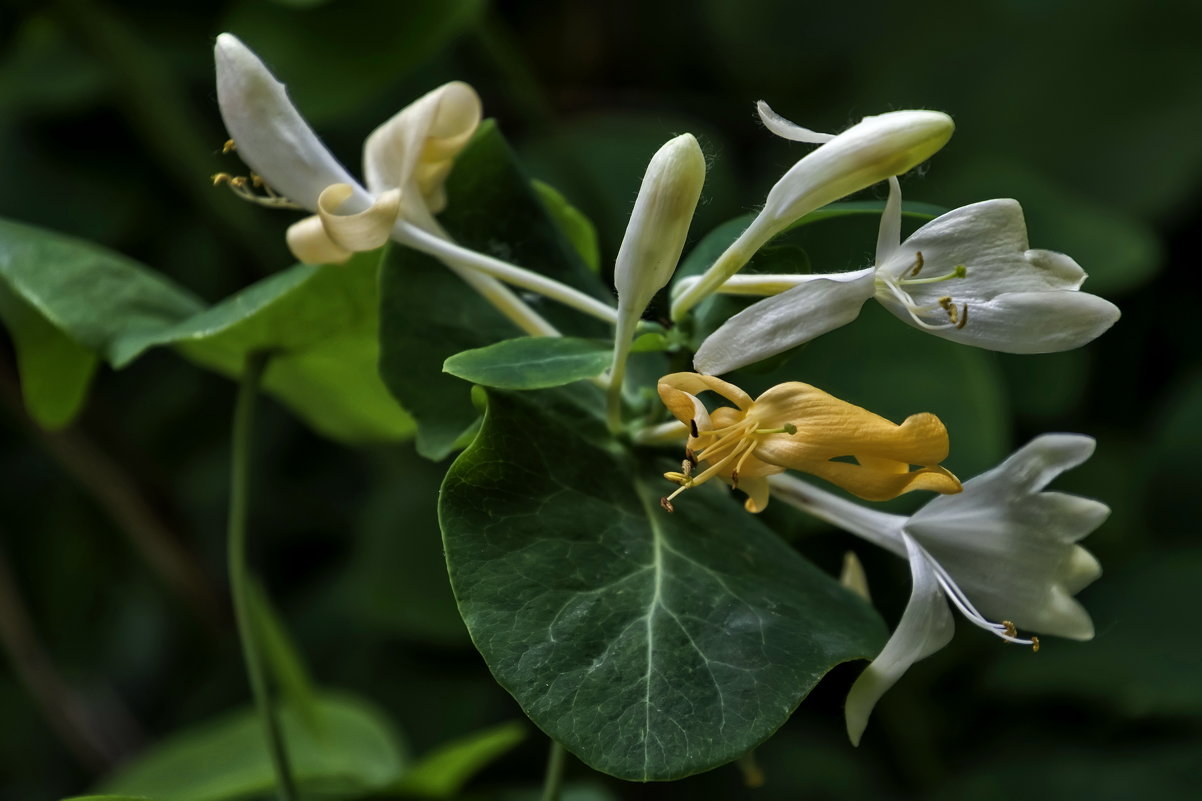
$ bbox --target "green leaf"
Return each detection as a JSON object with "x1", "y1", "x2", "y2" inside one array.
[
  {"x1": 0, "y1": 217, "x2": 203, "y2": 427},
  {"x1": 0, "y1": 282, "x2": 97, "y2": 429},
  {"x1": 119, "y1": 249, "x2": 414, "y2": 444},
  {"x1": 393, "y1": 721, "x2": 526, "y2": 798},
  {"x1": 61, "y1": 797, "x2": 157, "y2": 801},
  {"x1": 379, "y1": 121, "x2": 609, "y2": 460},
  {"x1": 444, "y1": 337, "x2": 612, "y2": 390},
  {"x1": 533, "y1": 180, "x2": 601, "y2": 274},
  {"x1": 439, "y1": 389, "x2": 887, "y2": 781},
  {"x1": 97, "y1": 694, "x2": 407, "y2": 801}
]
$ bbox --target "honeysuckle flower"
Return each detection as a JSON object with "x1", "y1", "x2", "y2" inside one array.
[
  {"x1": 670, "y1": 103, "x2": 954, "y2": 320},
  {"x1": 692, "y1": 132, "x2": 1121, "y2": 374},
  {"x1": 608, "y1": 134, "x2": 707, "y2": 431},
  {"x1": 768, "y1": 434, "x2": 1107, "y2": 745},
  {"x1": 213, "y1": 34, "x2": 618, "y2": 334},
  {"x1": 215, "y1": 33, "x2": 479, "y2": 263},
  {"x1": 656, "y1": 372, "x2": 961, "y2": 513}
]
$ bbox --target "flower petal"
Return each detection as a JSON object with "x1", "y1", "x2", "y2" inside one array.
[
  {"x1": 882, "y1": 289, "x2": 1121, "y2": 353},
  {"x1": 214, "y1": 34, "x2": 366, "y2": 211},
  {"x1": 737, "y1": 475, "x2": 771, "y2": 513},
  {"x1": 906, "y1": 434, "x2": 1107, "y2": 639},
  {"x1": 846, "y1": 534, "x2": 954, "y2": 746},
  {"x1": 286, "y1": 215, "x2": 352, "y2": 265},
  {"x1": 755, "y1": 101, "x2": 835, "y2": 144},
  {"x1": 693, "y1": 268, "x2": 875, "y2": 375},
  {"x1": 363, "y1": 81, "x2": 482, "y2": 221},
  {"x1": 753, "y1": 385, "x2": 951, "y2": 466},
  {"x1": 879, "y1": 199, "x2": 1086, "y2": 292},
  {"x1": 316, "y1": 183, "x2": 401, "y2": 253},
  {"x1": 657, "y1": 372, "x2": 753, "y2": 410},
  {"x1": 802, "y1": 460, "x2": 961, "y2": 501}
]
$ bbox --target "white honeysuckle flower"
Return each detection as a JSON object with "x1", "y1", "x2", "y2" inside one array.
[
  {"x1": 768, "y1": 433, "x2": 1107, "y2": 745},
  {"x1": 669, "y1": 103, "x2": 954, "y2": 321},
  {"x1": 693, "y1": 172, "x2": 1122, "y2": 375},
  {"x1": 215, "y1": 33, "x2": 479, "y2": 263},
  {"x1": 213, "y1": 34, "x2": 618, "y2": 333}
]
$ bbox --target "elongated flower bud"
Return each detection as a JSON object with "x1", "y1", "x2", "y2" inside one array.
[
  {"x1": 671, "y1": 110, "x2": 953, "y2": 321},
  {"x1": 607, "y1": 134, "x2": 706, "y2": 434},
  {"x1": 613, "y1": 133, "x2": 707, "y2": 315},
  {"x1": 759, "y1": 110, "x2": 954, "y2": 240}
]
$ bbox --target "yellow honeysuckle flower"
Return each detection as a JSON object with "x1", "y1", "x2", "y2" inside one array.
[{"x1": 656, "y1": 372, "x2": 961, "y2": 513}]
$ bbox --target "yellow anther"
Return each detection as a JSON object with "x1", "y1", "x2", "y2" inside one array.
[
  {"x1": 1002, "y1": 620, "x2": 1017, "y2": 638},
  {"x1": 222, "y1": 139, "x2": 237, "y2": 154},
  {"x1": 251, "y1": 173, "x2": 265, "y2": 188},
  {"x1": 956, "y1": 303, "x2": 969, "y2": 330},
  {"x1": 939, "y1": 296, "x2": 960, "y2": 325},
  {"x1": 211, "y1": 172, "x2": 233, "y2": 187},
  {"x1": 659, "y1": 497, "x2": 675, "y2": 513},
  {"x1": 680, "y1": 459, "x2": 693, "y2": 477},
  {"x1": 909, "y1": 250, "x2": 925, "y2": 277},
  {"x1": 1031, "y1": 636, "x2": 1040, "y2": 653}
]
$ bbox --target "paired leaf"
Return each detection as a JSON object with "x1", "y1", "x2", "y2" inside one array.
[
  {"x1": 379, "y1": 121, "x2": 610, "y2": 460},
  {"x1": 444, "y1": 337, "x2": 612, "y2": 390},
  {"x1": 96, "y1": 694, "x2": 406, "y2": 801},
  {"x1": 394, "y1": 721, "x2": 526, "y2": 798},
  {"x1": 439, "y1": 389, "x2": 887, "y2": 781},
  {"x1": 120, "y1": 249, "x2": 414, "y2": 444},
  {"x1": 0, "y1": 217, "x2": 202, "y2": 428}
]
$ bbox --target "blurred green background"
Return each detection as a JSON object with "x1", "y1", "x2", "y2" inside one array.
[{"x1": 1, "y1": 0, "x2": 1200, "y2": 798}]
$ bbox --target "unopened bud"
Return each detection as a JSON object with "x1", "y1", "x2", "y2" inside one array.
[
  {"x1": 755, "y1": 110, "x2": 954, "y2": 245},
  {"x1": 613, "y1": 133, "x2": 707, "y2": 314}
]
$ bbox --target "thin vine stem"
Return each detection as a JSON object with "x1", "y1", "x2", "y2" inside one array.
[
  {"x1": 228, "y1": 351, "x2": 297, "y2": 801},
  {"x1": 540, "y1": 738, "x2": 567, "y2": 801}
]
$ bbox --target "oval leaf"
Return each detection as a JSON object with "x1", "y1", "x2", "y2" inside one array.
[
  {"x1": 444, "y1": 337, "x2": 612, "y2": 389},
  {"x1": 440, "y1": 389, "x2": 886, "y2": 781}
]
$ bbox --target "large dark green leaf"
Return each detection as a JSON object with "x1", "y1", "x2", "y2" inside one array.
[
  {"x1": 439, "y1": 389, "x2": 886, "y2": 781},
  {"x1": 379, "y1": 121, "x2": 610, "y2": 460},
  {"x1": 0, "y1": 217, "x2": 202, "y2": 428},
  {"x1": 118, "y1": 249, "x2": 414, "y2": 444},
  {"x1": 444, "y1": 337, "x2": 612, "y2": 389},
  {"x1": 96, "y1": 694, "x2": 407, "y2": 801}
]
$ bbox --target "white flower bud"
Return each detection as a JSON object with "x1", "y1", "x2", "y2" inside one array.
[
  {"x1": 613, "y1": 133, "x2": 707, "y2": 315},
  {"x1": 757, "y1": 110, "x2": 954, "y2": 240}
]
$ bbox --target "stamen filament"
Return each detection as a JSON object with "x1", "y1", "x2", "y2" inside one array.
[{"x1": 898, "y1": 264, "x2": 966, "y2": 286}]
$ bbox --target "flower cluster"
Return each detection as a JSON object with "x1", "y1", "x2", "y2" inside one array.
[{"x1": 213, "y1": 35, "x2": 1114, "y2": 748}]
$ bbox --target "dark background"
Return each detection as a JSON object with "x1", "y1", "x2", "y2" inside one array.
[{"x1": 1, "y1": 0, "x2": 1200, "y2": 798}]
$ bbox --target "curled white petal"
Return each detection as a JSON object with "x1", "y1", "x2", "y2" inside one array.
[
  {"x1": 363, "y1": 81, "x2": 482, "y2": 223},
  {"x1": 756, "y1": 101, "x2": 835, "y2": 144},
  {"x1": 214, "y1": 34, "x2": 366, "y2": 211},
  {"x1": 316, "y1": 183, "x2": 401, "y2": 253},
  {"x1": 845, "y1": 534, "x2": 954, "y2": 746},
  {"x1": 693, "y1": 268, "x2": 875, "y2": 375},
  {"x1": 286, "y1": 215, "x2": 352, "y2": 265}
]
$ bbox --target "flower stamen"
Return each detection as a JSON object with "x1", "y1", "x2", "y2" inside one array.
[{"x1": 212, "y1": 171, "x2": 302, "y2": 209}]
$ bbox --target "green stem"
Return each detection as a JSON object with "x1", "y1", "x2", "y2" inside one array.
[
  {"x1": 228, "y1": 352, "x2": 297, "y2": 801},
  {"x1": 540, "y1": 739, "x2": 567, "y2": 801}
]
